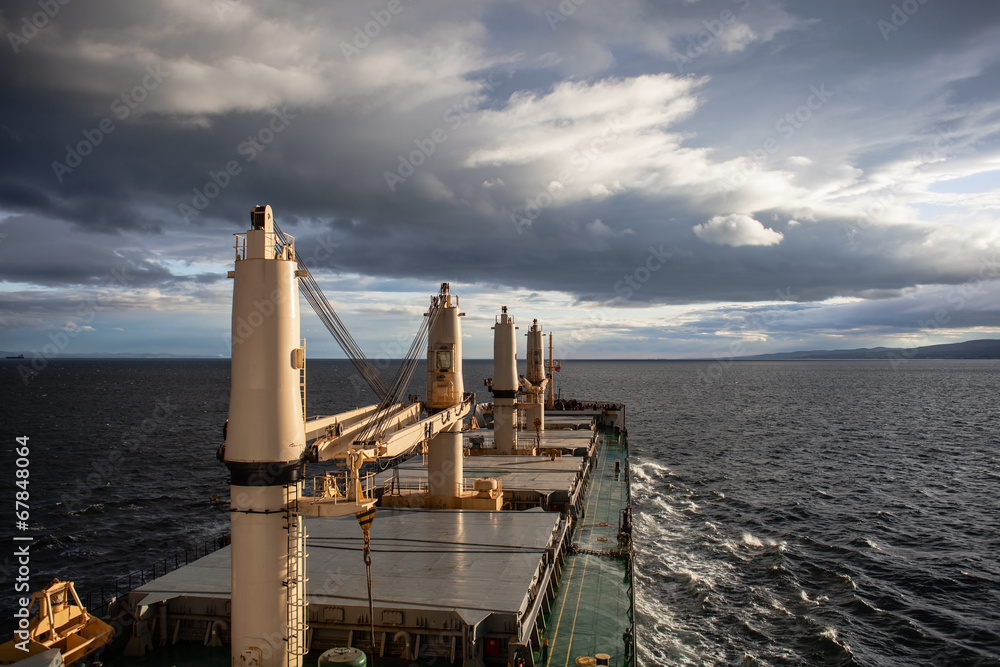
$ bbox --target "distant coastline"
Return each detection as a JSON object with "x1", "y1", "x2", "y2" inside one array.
[
  {"x1": 3, "y1": 339, "x2": 1000, "y2": 361},
  {"x1": 737, "y1": 338, "x2": 1000, "y2": 361}
]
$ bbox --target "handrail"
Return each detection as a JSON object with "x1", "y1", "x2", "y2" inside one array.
[
  {"x1": 233, "y1": 233, "x2": 246, "y2": 260},
  {"x1": 82, "y1": 532, "x2": 232, "y2": 617}
]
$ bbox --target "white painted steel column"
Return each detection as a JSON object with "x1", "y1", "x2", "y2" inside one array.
[
  {"x1": 525, "y1": 319, "x2": 547, "y2": 432},
  {"x1": 491, "y1": 307, "x2": 518, "y2": 455},
  {"x1": 546, "y1": 333, "x2": 556, "y2": 409},
  {"x1": 426, "y1": 283, "x2": 465, "y2": 497},
  {"x1": 225, "y1": 205, "x2": 306, "y2": 667}
]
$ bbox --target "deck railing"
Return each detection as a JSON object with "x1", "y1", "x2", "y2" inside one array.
[{"x1": 83, "y1": 532, "x2": 231, "y2": 617}]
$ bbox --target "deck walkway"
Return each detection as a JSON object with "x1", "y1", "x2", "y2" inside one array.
[{"x1": 541, "y1": 430, "x2": 633, "y2": 667}]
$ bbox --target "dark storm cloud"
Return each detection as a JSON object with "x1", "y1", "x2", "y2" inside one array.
[
  {"x1": 0, "y1": 214, "x2": 217, "y2": 288},
  {"x1": 284, "y1": 193, "x2": 991, "y2": 307},
  {"x1": 0, "y1": 0, "x2": 999, "y2": 354}
]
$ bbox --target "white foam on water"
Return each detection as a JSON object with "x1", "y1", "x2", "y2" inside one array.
[
  {"x1": 634, "y1": 460, "x2": 671, "y2": 481},
  {"x1": 771, "y1": 598, "x2": 793, "y2": 616},
  {"x1": 650, "y1": 495, "x2": 681, "y2": 516},
  {"x1": 670, "y1": 568, "x2": 715, "y2": 602},
  {"x1": 818, "y1": 626, "x2": 856, "y2": 659},
  {"x1": 800, "y1": 589, "x2": 820, "y2": 605},
  {"x1": 635, "y1": 582, "x2": 726, "y2": 667}
]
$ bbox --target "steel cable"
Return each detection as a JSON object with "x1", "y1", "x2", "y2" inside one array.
[
  {"x1": 273, "y1": 222, "x2": 390, "y2": 399},
  {"x1": 272, "y1": 223, "x2": 444, "y2": 447}
]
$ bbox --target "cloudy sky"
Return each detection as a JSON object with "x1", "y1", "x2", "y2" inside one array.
[{"x1": 1, "y1": 0, "x2": 999, "y2": 359}]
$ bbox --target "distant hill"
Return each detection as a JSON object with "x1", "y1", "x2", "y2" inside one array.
[
  {"x1": 741, "y1": 339, "x2": 1000, "y2": 360},
  {"x1": 4, "y1": 339, "x2": 1000, "y2": 361}
]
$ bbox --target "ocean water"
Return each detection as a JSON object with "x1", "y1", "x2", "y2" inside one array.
[{"x1": 2, "y1": 358, "x2": 999, "y2": 666}]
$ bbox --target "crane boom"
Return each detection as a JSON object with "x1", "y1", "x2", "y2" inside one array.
[{"x1": 306, "y1": 395, "x2": 473, "y2": 462}]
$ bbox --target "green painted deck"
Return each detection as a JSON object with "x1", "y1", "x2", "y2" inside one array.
[{"x1": 540, "y1": 431, "x2": 634, "y2": 667}]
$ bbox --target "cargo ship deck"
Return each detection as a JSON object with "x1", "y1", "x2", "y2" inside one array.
[
  {"x1": 91, "y1": 408, "x2": 632, "y2": 667},
  {"x1": 5, "y1": 210, "x2": 636, "y2": 667}
]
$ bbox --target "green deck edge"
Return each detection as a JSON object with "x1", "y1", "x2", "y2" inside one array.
[{"x1": 539, "y1": 430, "x2": 635, "y2": 667}]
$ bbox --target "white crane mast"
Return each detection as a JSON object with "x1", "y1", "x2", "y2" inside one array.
[
  {"x1": 490, "y1": 307, "x2": 518, "y2": 454},
  {"x1": 225, "y1": 205, "x2": 307, "y2": 667},
  {"x1": 223, "y1": 207, "x2": 477, "y2": 666},
  {"x1": 522, "y1": 319, "x2": 549, "y2": 434}
]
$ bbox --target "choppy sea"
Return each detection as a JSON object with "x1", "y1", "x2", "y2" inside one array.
[{"x1": 2, "y1": 358, "x2": 999, "y2": 666}]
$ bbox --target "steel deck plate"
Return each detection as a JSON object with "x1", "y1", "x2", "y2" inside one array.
[{"x1": 131, "y1": 509, "x2": 563, "y2": 628}]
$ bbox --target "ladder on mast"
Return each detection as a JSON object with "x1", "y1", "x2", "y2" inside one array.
[{"x1": 284, "y1": 483, "x2": 308, "y2": 664}]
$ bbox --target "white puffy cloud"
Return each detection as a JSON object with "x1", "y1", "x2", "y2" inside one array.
[
  {"x1": 457, "y1": 73, "x2": 775, "y2": 212},
  {"x1": 693, "y1": 214, "x2": 784, "y2": 247}
]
